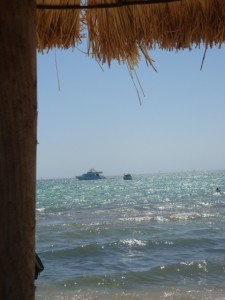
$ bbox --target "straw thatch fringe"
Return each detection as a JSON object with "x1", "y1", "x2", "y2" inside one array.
[
  {"x1": 36, "y1": 0, "x2": 225, "y2": 68},
  {"x1": 36, "y1": 0, "x2": 81, "y2": 50}
]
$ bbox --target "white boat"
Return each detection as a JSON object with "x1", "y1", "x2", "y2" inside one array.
[
  {"x1": 123, "y1": 173, "x2": 132, "y2": 180},
  {"x1": 76, "y1": 169, "x2": 106, "y2": 180}
]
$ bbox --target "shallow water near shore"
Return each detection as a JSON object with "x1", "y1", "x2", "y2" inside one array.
[{"x1": 35, "y1": 170, "x2": 225, "y2": 299}]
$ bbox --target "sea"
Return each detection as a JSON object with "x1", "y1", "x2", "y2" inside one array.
[{"x1": 35, "y1": 170, "x2": 225, "y2": 300}]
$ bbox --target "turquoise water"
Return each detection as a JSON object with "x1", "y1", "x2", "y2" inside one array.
[{"x1": 35, "y1": 170, "x2": 225, "y2": 299}]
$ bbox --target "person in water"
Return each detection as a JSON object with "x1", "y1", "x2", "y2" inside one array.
[{"x1": 216, "y1": 187, "x2": 221, "y2": 193}]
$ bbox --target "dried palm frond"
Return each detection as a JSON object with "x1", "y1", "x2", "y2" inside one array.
[{"x1": 36, "y1": 0, "x2": 225, "y2": 68}]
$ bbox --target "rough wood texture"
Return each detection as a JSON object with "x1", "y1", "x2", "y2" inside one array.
[{"x1": 0, "y1": 1, "x2": 37, "y2": 299}]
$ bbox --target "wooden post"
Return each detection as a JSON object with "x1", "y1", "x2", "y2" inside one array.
[{"x1": 0, "y1": 1, "x2": 37, "y2": 299}]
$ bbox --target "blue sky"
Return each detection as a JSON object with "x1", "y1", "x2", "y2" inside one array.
[{"x1": 37, "y1": 45, "x2": 225, "y2": 179}]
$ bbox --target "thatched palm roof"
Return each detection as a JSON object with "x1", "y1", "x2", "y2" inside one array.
[{"x1": 37, "y1": 0, "x2": 225, "y2": 69}]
